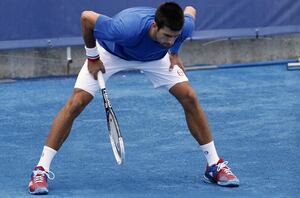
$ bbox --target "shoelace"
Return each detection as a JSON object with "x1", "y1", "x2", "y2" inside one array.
[
  {"x1": 217, "y1": 161, "x2": 234, "y2": 175},
  {"x1": 33, "y1": 169, "x2": 55, "y2": 183}
]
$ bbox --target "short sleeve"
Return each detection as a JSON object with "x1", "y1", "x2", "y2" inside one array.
[
  {"x1": 93, "y1": 14, "x2": 128, "y2": 42},
  {"x1": 181, "y1": 14, "x2": 195, "y2": 38}
]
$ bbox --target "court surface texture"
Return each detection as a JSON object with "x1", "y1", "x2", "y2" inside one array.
[{"x1": 0, "y1": 64, "x2": 299, "y2": 197}]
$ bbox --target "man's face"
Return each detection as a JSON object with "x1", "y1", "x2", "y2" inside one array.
[{"x1": 154, "y1": 25, "x2": 182, "y2": 48}]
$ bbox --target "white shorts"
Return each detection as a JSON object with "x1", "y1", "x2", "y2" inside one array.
[{"x1": 74, "y1": 45, "x2": 188, "y2": 97}]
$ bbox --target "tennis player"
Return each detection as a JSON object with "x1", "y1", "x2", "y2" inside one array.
[{"x1": 28, "y1": 2, "x2": 239, "y2": 195}]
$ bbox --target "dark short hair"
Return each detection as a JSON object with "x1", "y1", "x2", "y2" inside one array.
[{"x1": 155, "y1": 2, "x2": 184, "y2": 31}]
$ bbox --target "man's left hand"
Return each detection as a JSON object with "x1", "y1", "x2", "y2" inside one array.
[{"x1": 169, "y1": 53, "x2": 184, "y2": 71}]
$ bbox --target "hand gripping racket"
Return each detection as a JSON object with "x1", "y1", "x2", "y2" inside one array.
[{"x1": 97, "y1": 72, "x2": 125, "y2": 165}]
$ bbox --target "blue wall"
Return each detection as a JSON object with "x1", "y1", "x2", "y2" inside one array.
[{"x1": 1, "y1": 0, "x2": 300, "y2": 49}]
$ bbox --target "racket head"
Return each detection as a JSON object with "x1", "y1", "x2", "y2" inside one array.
[{"x1": 107, "y1": 109, "x2": 125, "y2": 165}]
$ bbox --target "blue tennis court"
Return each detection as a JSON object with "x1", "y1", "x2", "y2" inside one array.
[{"x1": 0, "y1": 64, "x2": 299, "y2": 197}]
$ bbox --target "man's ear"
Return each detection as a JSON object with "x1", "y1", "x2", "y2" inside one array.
[{"x1": 152, "y1": 22, "x2": 159, "y2": 31}]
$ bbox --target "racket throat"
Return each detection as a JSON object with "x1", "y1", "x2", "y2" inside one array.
[{"x1": 101, "y1": 88, "x2": 112, "y2": 108}]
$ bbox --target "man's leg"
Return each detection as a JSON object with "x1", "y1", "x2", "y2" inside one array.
[
  {"x1": 45, "y1": 89, "x2": 93, "y2": 150},
  {"x1": 28, "y1": 89, "x2": 93, "y2": 195},
  {"x1": 169, "y1": 81, "x2": 219, "y2": 164},
  {"x1": 169, "y1": 81, "x2": 239, "y2": 187},
  {"x1": 169, "y1": 82, "x2": 212, "y2": 145}
]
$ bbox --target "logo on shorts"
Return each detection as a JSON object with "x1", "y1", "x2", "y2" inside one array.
[{"x1": 177, "y1": 69, "x2": 184, "y2": 76}]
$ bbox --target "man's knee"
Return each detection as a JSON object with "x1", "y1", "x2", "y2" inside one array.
[
  {"x1": 64, "y1": 90, "x2": 93, "y2": 118},
  {"x1": 170, "y1": 82, "x2": 199, "y2": 109},
  {"x1": 180, "y1": 89, "x2": 199, "y2": 110}
]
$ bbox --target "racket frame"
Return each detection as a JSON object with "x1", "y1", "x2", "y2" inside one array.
[{"x1": 98, "y1": 72, "x2": 125, "y2": 165}]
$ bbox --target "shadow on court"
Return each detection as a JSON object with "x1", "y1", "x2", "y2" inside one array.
[{"x1": 0, "y1": 64, "x2": 299, "y2": 197}]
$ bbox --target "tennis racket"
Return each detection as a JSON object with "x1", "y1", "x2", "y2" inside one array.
[{"x1": 97, "y1": 72, "x2": 125, "y2": 165}]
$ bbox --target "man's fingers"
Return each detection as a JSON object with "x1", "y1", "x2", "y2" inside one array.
[
  {"x1": 93, "y1": 72, "x2": 98, "y2": 80},
  {"x1": 100, "y1": 67, "x2": 106, "y2": 74},
  {"x1": 169, "y1": 64, "x2": 175, "y2": 71},
  {"x1": 169, "y1": 64, "x2": 185, "y2": 72},
  {"x1": 94, "y1": 68, "x2": 105, "y2": 80},
  {"x1": 178, "y1": 64, "x2": 185, "y2": 71},
  {"x1": 87, "y1": 59, "x2": 106, "y2": 80}
]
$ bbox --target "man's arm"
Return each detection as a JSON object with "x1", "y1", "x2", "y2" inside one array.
[
  {"x1": 169, "y1": 6, "x2": 196, "y2": 71},
  {"x1": 81, "y1": 11, "x2": 100, "y2": 48},
  {"x1": 81, "y1": 11, "x2": 105, "y2": 78}
]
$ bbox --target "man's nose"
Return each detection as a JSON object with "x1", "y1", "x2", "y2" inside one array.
[{"x1": 167, "y1": 38, "x2": 175, "y2": 45}]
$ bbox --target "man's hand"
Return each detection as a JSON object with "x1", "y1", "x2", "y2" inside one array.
[
  {"x1": 184, "y1": 6, "x2": 196, "y2": 19},
  {"x1": 169, "y1": 53, "x2": 184, "y2": 71},
  {"x1": 87, "y1": 59, "x2": 105, "y2": 80}
]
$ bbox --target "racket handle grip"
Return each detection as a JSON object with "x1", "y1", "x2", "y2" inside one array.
[{"x1": 97, "y1": 72, "x2": 105, "y2": 89}]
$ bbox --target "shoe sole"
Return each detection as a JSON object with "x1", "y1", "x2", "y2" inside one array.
[
  {"x1": 28, "y1": 187, "x2": 48, "y2": 195},
  {"x1": 203, "y1": 175, "x2": 239, "y2": 187}
]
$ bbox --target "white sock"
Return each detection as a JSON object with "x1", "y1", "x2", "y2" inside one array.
[
  {"x1": 200, "y1": 141, "x2": 220, "y2": 166},
  {"x1": 37, "y1": 146, "x2": 57, "y2": 172}
]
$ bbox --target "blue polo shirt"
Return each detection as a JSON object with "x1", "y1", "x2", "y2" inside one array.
[{"x1": 94, "y1": 7, "x2": 195, "y2": 61}]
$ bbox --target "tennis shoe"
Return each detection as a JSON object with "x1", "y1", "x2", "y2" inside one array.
[
  {"x1": 203, "y1": 158, "x2": 239, "y2": 187},
  {"x1": 28, "y1": 166, "x2": 55, "y2": 195}
]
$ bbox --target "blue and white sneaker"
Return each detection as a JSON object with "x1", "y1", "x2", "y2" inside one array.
[
  {"x1": 203, "y1": 158, "x2": 239, "y2": 187},
  {"x1": 28, "y1": 166, "x2": 55, "y2": 195}
]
